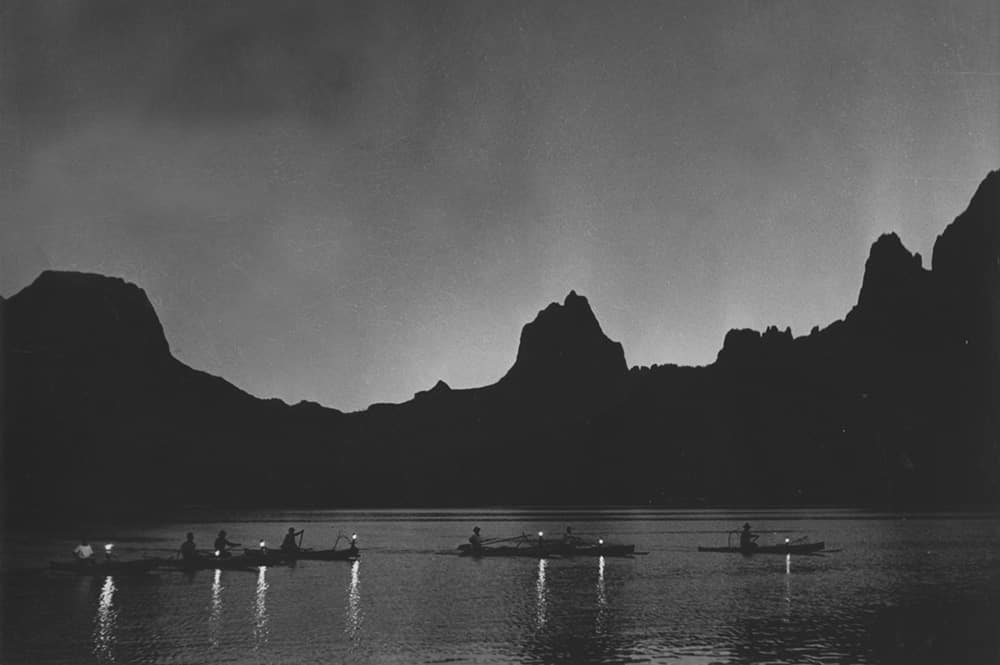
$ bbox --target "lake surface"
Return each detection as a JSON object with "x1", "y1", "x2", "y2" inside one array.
[{"x1": 2, "y1": 508, "x2": 999, "y2": 664}]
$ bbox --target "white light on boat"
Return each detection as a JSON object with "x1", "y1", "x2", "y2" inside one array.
[
  {"x1": 260, "y1": 540, "x2": 266, "y2": 549},
  {"x1": 538, "y1": 531, "x2": 544, "y2": 537},
  {"x1": 104, "y1": 544, "x2": 113, "y2": 552},
  {"x1": 785, "y1": 538, "x2": 790, "y2": 544},
  {"x1": 351, "y1": 533, "x2": 357, "y2": 541},
  {"x1": 214, "y1": 550, "x2": 221, "y2": 558},
  {"x1": 598, "y1": 539, "x2": 604, "y2": 545}
]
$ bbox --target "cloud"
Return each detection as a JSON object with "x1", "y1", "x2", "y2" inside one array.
[{"x1": 6, "y1": 1, "x2": 428, "y2": 135}]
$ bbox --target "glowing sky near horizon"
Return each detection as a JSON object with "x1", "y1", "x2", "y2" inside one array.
[{"x1": 2, "y1": 1, "x2": 998, "y2": 411}]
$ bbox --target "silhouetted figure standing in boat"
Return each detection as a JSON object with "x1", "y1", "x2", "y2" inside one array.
[
  {"x1": 739, "y1": 523, "x2": 758, "y2": 553},
  {"x1": 469, "y1": 526, "x2": 483, "y2": 552},
  {"x1": 214, "y1": 530, "x2": 241, "y2": 557},
  {"x1": 179, "y1": 532, "x2": 198, "y2": 561},
  {"x1": 281, "y1": 527, "x2": 304, "y2": 552}
]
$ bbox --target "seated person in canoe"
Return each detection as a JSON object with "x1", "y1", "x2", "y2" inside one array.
[
  {"x1": 179, "y1": 532, "x2": 198, "y2": 560},
  {"x1": 73, "y1": 536, "x2": 96, "y2": 565},
  {"x1": 281, "y1": 527, "x2": 304, "y2": 552},
  {"x1": 469, "y1": 526, "x2": 483, "y2": 552},
  {"x1": 739, "y1": 523, "x2": 759, "y2": 552},
  {"x1": 214, "y1": 530, "x2": 241, "y2": 557}
]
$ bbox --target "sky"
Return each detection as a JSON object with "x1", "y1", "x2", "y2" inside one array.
[{"x1": 2, "y1": 0, "x2": 998, "y2": 411}]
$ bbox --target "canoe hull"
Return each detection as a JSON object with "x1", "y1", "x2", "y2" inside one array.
[
  {"x1": 697, "y1": 541, "x2": 825, "y2": 555},
  {"x1": 50, "y1": 559, "x2": 158, "y2": 575},
  {"x1": 293, "y1": 549, "x2": 359, "y2": 561},
  {"x1": 243, "y1": 548, "x2": 359, "y2": 563},
  {"x1": 458, "y1": 543, "x2": 636, "y2": 558},
  {"x1": 155, "y1": 557, "x2": 261, "y2": 572}
]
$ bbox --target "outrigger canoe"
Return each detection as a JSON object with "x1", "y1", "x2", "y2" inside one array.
[
  {"x1": 457, "y1": 543, "x2": 636, "y2": 558},
  {"x1": 697, "y1": 541, "x2": 825, "y2": 555},
  {"x1": 50, "y1": 559, "x2": 159, "y2": 575}
]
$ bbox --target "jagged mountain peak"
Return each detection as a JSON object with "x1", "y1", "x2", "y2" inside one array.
[
  {"x1": 500, "y1": 291, "x2": 627, "y2": 389},
  {"x1": 415, "y1": 379, "x2": 452, "y2": 399},
  {"x1": 869, "y1": 232, "x2": 914, "y2": 260},
  {"x1": 855, "y1": 231, "x2": 926, "y2": 313},
  {"x1": 532, "y1": 290, "x2": 602, "y2": 330}
]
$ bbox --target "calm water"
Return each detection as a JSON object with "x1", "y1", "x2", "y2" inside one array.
[{"x1": 2, "y1": 508, "x2": 999, "y2": 664}]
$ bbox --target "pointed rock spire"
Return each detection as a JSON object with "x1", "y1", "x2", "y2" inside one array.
[{"x1": 500, "y1": 291, "x2": 627, "y2": 390}]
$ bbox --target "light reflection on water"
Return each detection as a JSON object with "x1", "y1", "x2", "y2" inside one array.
[
  {"x1": 209, "y1": 568, "x2": 222, "y2": 648},
  {"x1": 92, "y1": 575, "x2": 116, "y2": 663},
  {"x1": 535, "y1": 558, "x2": 548, "y2": 630},
  {"x1": 253, "y1": 566, "x2": 268, "y2": 649},
  {"x1": 595, "y1": 555, "x2": 608, "y2": 635},
  {"x1": 3, "y1": 509, "x2": 999, "y2": 665},
  {"x1": 784, "y1": 554, "x2": 793, "y2": 625},
  {"x1": 596, "y1": 555, "x2": 607, "y2": 607},
  {"x1": 346, "y1": 559, "x2": 362, "y2": 640}
]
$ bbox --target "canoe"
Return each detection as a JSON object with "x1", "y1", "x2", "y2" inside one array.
[
  {"x1": 242, "y1": 547, "x2": 360, "y2": 563},
  {"x1": 457, "y1": 543, "x2": 636, "y2": 558},
  {"x1": 50, "y1": 559, "x2": 158, "y2": 575},
  {"x1": 286, "y1": 548, "x2": 359, "y2": 561},
  {"x1": 153, "y1": 556, "x2": 261, "y2": 572},
  {"x1": 229, "y1": 550, "x2": 289, "y2": 566},
  {"x1": 697, "y1": 541, "x2": 825, "y2": 555}
]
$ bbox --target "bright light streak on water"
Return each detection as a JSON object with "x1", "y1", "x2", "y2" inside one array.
[
  {"x1": 254, "y1": 566, "x2": 268, "y2": 649},
  {"x1": 597, "y1": 555, "x2": 607, "y2": 607},
  {"x1": 93, "y1": 575, "x2": 116, "y2": 663},
  {"x1": 535, "y1": 558, "x2": 547, "y2": 630},
  {"x1": 784, "y1": 554, "x2": 793, "y2": 625},
  {"x1": 210, "y1": 569, "x2": 223, "y2": 648},
  {"x1": 596, "y1": 555, "x2": 608, "y2": 634},
  {"x1": 347, "y1": 559, "x2": 362, "y2": 639}
]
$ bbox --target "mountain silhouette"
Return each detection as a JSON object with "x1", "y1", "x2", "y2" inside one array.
[{"x1": 3, "y1": 171, "x2": 998, "y2": 520}]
